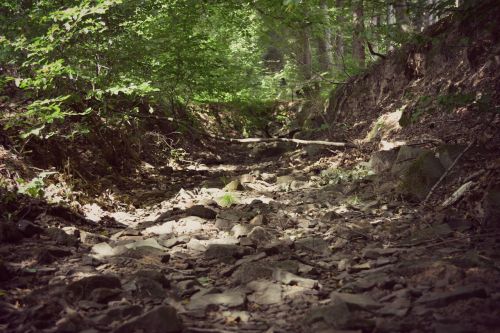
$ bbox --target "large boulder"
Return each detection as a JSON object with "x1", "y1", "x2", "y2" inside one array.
[
  {"x1": 391, "y1": 146, "x2": 425, "y2": 176},
  {"x1": 369, "y1": 149, "x2": 399, "y2": 174},
  {"x1": 436, "y1": 144, "x2": 466, "y2": 168},
  {"x1": 400, "y1": 151, "x2": 445, "y2": 201}
]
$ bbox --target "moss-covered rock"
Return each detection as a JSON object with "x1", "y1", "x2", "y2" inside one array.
[{"x1": 400, "y1": 151, "x2": 445, "y2": 201}]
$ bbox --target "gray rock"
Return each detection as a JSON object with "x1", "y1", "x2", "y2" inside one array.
[
  {"x1": 304, "y1": 301, "x2": 351, "y2": 328},
  {"x1": 231, "y1": 224, "x2": 252, "y2": 238},
  {"x1": 45, "y1": 228, "x2": 79, "y2": 247},
  {"x1": 92, "y1": 305, "x2": 142, "y2": 326},
  {"x1": 330, "y1": 292, "x2": 382, "y2": 310},
  {"x1": 362, "y1": 247, "x2": 399, "y2": 259},
  {"x1": 37, "y1": 247, "x2": 72, "y2": 264},
  {"x1": 89, "y1": 288, "x2": 122, "y2": 303},
  {"x1": 205, "y1": 244, "x2": 250, "y2": 262},
  {"x1": 66, "y1": 275, "x2": 121, "y2": 301},
  {"x1": 247, "y1": 226, "x2": 274, "y2": 246},
  {"x1": 400, "y1": 151, "x2": 445, "y2": 201},
  {"x1": 391, "y1": 145, "x2": 425, "y2": 175},
  {"x1": 247, "y1": 280, "x2": 282, "y2": 305},
  {"x1": 416, "y1": 285, "x2": 487, "y2": 307},
  {"x1": 273, "y1": 268, "x2": 318, "y2": 289},
  {"x1": 80, "y1": 231, "x2": 109, "y2": 245},
  {"x1": 134, "y1": 269, "x2": 170, "y2": 288},
  {"x1": 369, "y1": 149, "x2": 398, "y2": 174},
  {"x1": 252, "y1": 142, "x2": 292, "y2": 159},
  {"x1": 0, "y1": 222, "x2": 23, "y2": 243},
  {"x1": 304, "y1": 145, "x2": 327, "y2": 158},
  {"x1": 294, "y1": 237, "x2": 331, "y2": 255},
  {"x1": 224, "y1": 180, "x2": 244, "y2": 191},
  {"x1": 187, "y1": 289, "x2": 246, "y2": 310},
  {"x1": 304, "y1": 298, "x2": 375, "y2": 331},
  {"x1": 174, "y1": 279, "x2": 201, "y2": 298},
  {"x1": 215, "y1": 218, "x2": 233, "y2": 231},
  {"x1": 232, "y1": 262, "x2": 274, "y2": 285},
  {"x1": 249, "y1": 214, "x2": 265, "y2": 226},
  {"x1": 185, "y1": 205, "x2": 216, "y2": 219},
  {"x1": 112, "y1": 305, "x2": 183, "y2": 333},
  {"x1": 186, "y1": 238, "x2": 207, "y2": 252},
  {"x1": 16, "y1": 219, "x2": 43, "y2": 237}
]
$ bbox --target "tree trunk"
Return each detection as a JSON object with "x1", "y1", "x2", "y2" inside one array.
[
  {"x1": 395, "y1": 0, "x2": 411, "y2": 32},
  {"x1": 333, "y1": 0, "x2": 345, "y2": 73},
  {"x1": 317, "y1": 0, "x2": 333, "y2": 73},
  {"x1": 299, "y1": 28, "x2": 313, "y2": 81},
  {"x1": 352, "y1": 0, "x2": 365, "y2": 68}
]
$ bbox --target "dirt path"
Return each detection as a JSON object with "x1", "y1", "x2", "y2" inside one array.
[{"x1": 1, "y1": 144, "x2": 500, "y2": 333}]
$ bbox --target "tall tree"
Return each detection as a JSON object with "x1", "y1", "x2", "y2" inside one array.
[{"x1": 352, "y1": 0, "x2": 365, "y2": 68}]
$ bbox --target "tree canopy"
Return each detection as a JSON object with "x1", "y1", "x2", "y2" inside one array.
[{"x1": 0, "y1": 0, "x2": 462, "y2": 139}]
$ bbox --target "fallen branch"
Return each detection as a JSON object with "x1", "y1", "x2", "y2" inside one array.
[
  {"x1": 422, "y1": 141, "x2": 474, "y2": 204},
  {"x1": 210, "y1": 136, "x2": 355, "y2": 148}
]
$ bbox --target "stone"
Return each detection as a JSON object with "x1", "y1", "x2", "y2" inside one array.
[
  {"x1": 185, "y1": 205, "x2": 216, "y2": 219},
  {"x1": 66, "y1": 275, "x2": 121, "y2": 301},
  {"x1": 135, "y1": 269, "x2": 170, "y2": 288},
  {"x1": 391, "y1": 146, "x2": 425, "y2": 175},
  {"x1": 145, "y1": 217, "x2": 204, "y2": 235},
  {"x1": 224, "y1": 180, "x2": 244, "y2": 191},
  {"x1": 186, "y1": 238, "x2": 207, "y2": 252},
  {"x1": 80, "y1": 231, "x2": 109, "y2": 245},
  {"x1": 330, "y1": 292, "x2": 382, "y2": 310},
  {"x1": 187, "y1": 290, "x2": 246, "y2": 310},
  {"x1": 369, "y1": 149, "x2": 398, "y2": 174},
  {"x1": 231, "y1": 224, "x2": 252, "y2": 238},
  {"x1": 416, "y1": 285, "x2": 487, "y2": 307},
  {"x1": 304, "y1": 301, "x2": 351, "y2": 328},
  {"x1": 252, "y1": 142, "x2": 292, "y2": 159},
  {"x1": 247, "y1": 280, "x2": 282, "y2": 305},
  {"x1": 129, "y1": 278, "x2": 165, "y2": 299},
  {"x1": 215, "y1": 218, "x2": 233, "y2": 231},
  {"x1": 92, "y1": 305, "x2": 142, "y2": 326},
  {"x1": 232, "y1": 262, "x2": 274, "y2": 285},
  {"x1": 377, "y1": 294, "x2": 411, "y2": 317},
  {"x1": 399, "y1": 151, "x2": 445, "y2": 201},
  {"x1": 263, "y1": 239, "x2": 292, "y2": 255},
  {"x1": 89, "y1": 288, "x2": 122, "y2": 303},
  {"x1": 0, "y1": 222, "x2": 23, "y2": 243},
  {"x1": 112, "y1": 305, "x2": 183, "y2": 333},
  {"x1": 249, "y1": 214, "x2": 265, "y2": 226},
  {"x1": 247, "y1": 226, "x2": 274, "y2": 246},
  {"x1": 261, "y1": 173, "x2": 276, "y2": 182},
  {"x1": 174, "y1": 279, "x2": 201, "y2": 298},
  {"x1": 436, "y1": 144, "x2": 466, "y2": 169},
  {"x1": 276, "y1": 175, "x2": 295, "y2": 188},
  {"x1": 273, "y1": 268, "x2": 318, "y2": 289},
  {"x1": 37, "y1": 247, "x2": 72, "y2": 264},
  {"x1": 92, "y1": 242, "x2": 125, "y2": 258},
  {"x1": 205, "y1": 244, "x2": 250, "y2": 262},
  {"x1": 362, "y1": 247, "x2": 399, "y2": 259},
  {"x1": 45, "y1": 228, "x2": 79, "y2": 247},
  {"x1": 16, "y1": 219, "x2": 43, "y2": 237},
  {"x1": 294, "y1": 237, "x2": 331, "y2": 255},
  {"x1": 304, "y1": 145, "x2": 328, "y2": 158}
]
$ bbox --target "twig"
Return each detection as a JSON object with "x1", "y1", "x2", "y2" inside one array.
[{"x1": 422, "y1": 140, "x2": 474, "y2": 204}]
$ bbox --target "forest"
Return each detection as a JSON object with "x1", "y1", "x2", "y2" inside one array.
[{"x1": 0, "y1": 0, "x2": 499, "y2": 332}]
